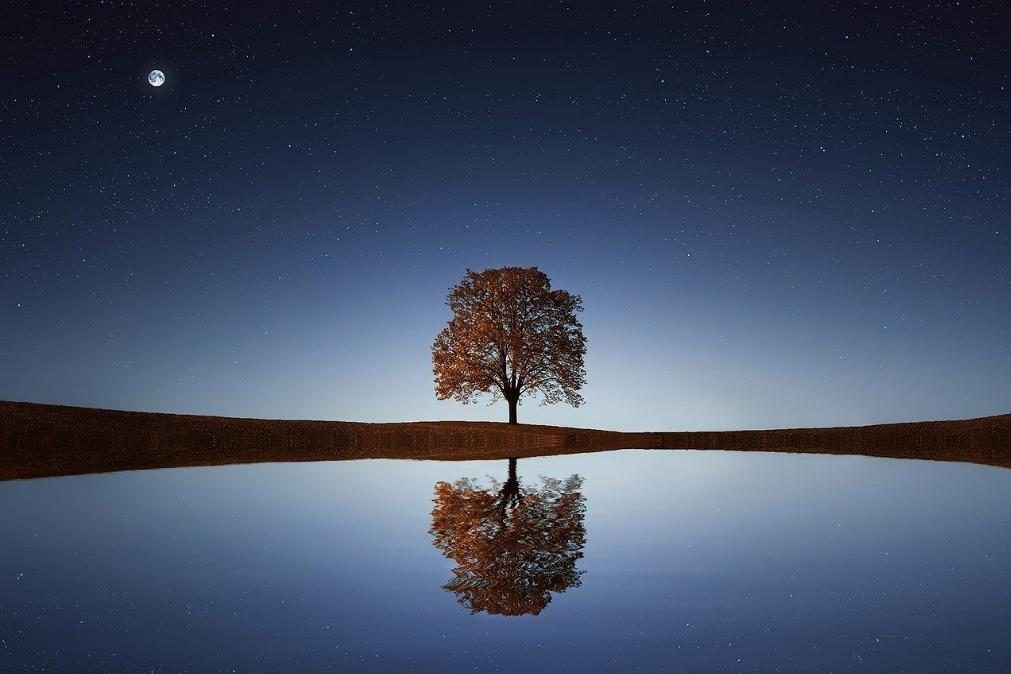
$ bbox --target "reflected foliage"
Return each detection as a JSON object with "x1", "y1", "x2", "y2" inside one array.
[{"x1": 430, "y1": 458, "x2": 586, "y2": 616}]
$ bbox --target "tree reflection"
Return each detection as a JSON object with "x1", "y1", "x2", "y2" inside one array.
[{"x1": 430, "y1": 457, "x2": 586, "y2": 616}]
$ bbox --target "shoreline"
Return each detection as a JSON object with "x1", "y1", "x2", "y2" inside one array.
[{"x1": 2, "y1": 400, "x2": 1011, "y2": 481}]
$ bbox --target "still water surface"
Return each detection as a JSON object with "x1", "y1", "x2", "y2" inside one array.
[{"x1": 2, "y1": 449, "x2": 1011, "y2": 672}]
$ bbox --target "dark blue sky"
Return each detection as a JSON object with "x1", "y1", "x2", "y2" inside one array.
[{"x1": 3, "y1": 2, "x2": 1010, "y2": 430}]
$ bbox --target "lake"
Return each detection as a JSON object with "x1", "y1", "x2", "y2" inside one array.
[{"x1": 2, "y1": 449, "x2": 1011, "y2": 672}]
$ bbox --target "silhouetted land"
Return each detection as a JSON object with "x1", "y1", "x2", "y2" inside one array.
[{"x1": 2, "y1": 400, "x2": 1011, "y2": 481}]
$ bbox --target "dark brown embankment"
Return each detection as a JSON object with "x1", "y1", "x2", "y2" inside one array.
[
  {"x1": 0, "y1": 401, "x2": 643, "y2": 480},
  {"x1": 639, "y1": 415, "x2": 1011, "y2": 469},
  {"x1": 2, "y1": 400, "x2": 1011, "y2": 481}
]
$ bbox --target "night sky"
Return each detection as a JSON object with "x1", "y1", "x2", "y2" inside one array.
[{"x1": 3, "y1": 2, "x2": 1010, "y2": 431}]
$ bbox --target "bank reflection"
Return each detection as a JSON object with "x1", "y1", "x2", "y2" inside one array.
[{"x1": 430, "y1": 457, "x2": 586, "y2": 616}]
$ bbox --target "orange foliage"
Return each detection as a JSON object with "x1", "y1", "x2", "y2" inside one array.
[
  {"x1": 432, "y1": 267, "x2": 587, "y2": 423},
  {"x1": 430, "y1": 460, "x2": 586, "y2": 616}
]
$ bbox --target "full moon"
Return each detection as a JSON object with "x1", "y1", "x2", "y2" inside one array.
[{"x1": 148, "y1": 70, "x2": 165, "y2": 87}]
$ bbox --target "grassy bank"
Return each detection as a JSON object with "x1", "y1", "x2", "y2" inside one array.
[{"x1": 2, "y1": 400, "x2": 1010, "y2": 481}]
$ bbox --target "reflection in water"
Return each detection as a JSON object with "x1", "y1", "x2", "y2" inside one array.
[{"x1": 430, "y1": 458, "x2": 586, "y2": 616}]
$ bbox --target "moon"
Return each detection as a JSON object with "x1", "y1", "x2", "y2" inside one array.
[{"x1": 148, "y1": 70, "x2": 165, "y2": 87}]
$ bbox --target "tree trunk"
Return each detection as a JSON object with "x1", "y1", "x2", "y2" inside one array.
[{"x1": 508, "y1": 397, "x2": 518, "y2": 424}]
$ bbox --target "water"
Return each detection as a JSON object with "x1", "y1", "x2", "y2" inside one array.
[{"x1": 2, "y1": 449, "x2": 1011, "y2": 672}]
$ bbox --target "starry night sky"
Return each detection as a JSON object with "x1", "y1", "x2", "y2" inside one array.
[{"x1": 3, "y1": 2, "x2": 1010, "y2": 431}]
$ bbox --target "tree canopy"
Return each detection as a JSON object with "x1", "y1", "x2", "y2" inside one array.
[{"x1": 432, "y1": 266, "x2": 587, "y2": 423}]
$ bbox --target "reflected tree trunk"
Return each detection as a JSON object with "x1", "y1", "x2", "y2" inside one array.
[{"x1": 499, "y1": 457, "x2": 520, "y2": 514}]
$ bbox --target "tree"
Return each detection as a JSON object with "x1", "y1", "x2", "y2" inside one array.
[
  {"x1": 432, "y1": 266, "x2": 587, "y2": 424},
  {"x1": 429, "y1": 459, "x2": 586, "y2": 616}
]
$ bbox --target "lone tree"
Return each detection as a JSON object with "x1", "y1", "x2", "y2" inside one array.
[{"x1": 432, "y1": 267, "x2": 587, "y2": 424}]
